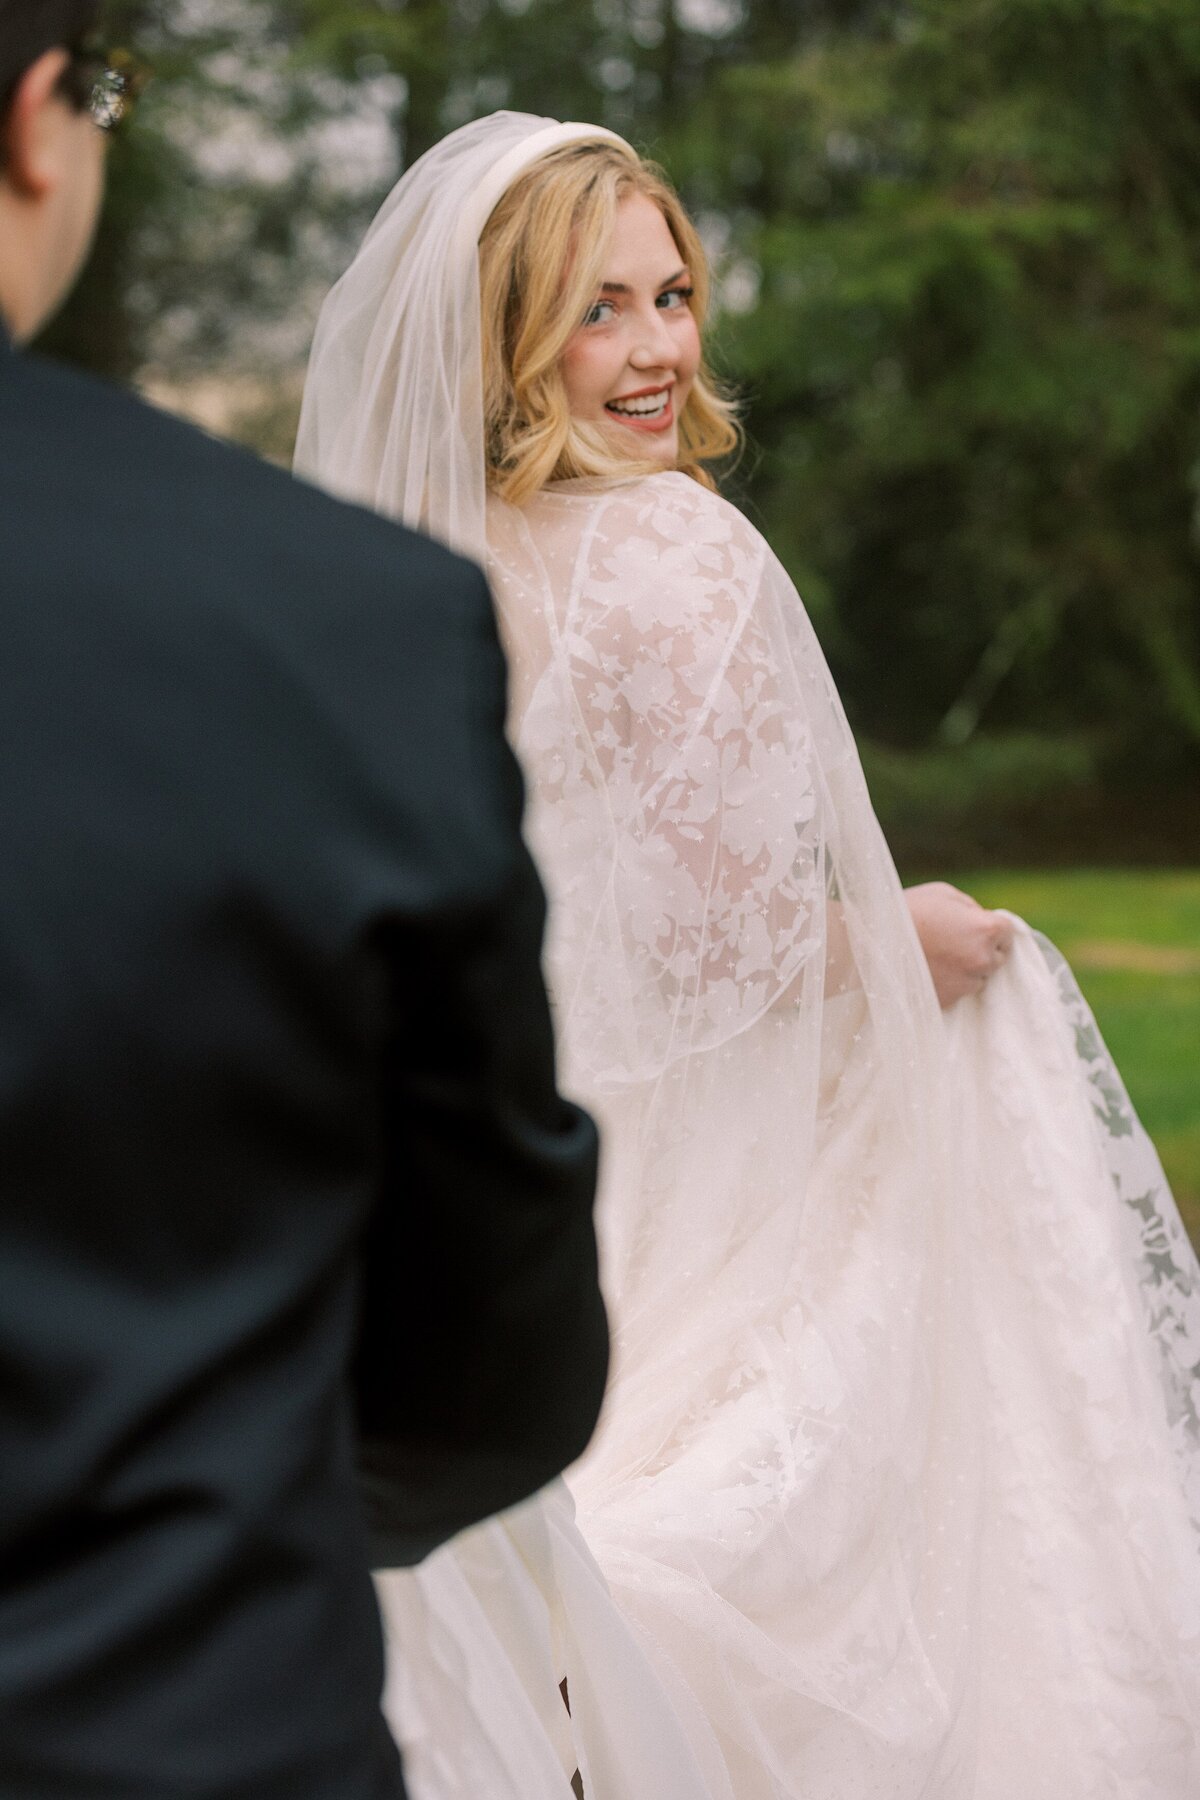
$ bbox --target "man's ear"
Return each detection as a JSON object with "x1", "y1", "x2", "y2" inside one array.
[{"x1": 1, "y1": 49, "x2": 73, "y2": 200}]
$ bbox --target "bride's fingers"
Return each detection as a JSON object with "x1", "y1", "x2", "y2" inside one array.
[{"x1": 989, "y1": 914, "x2": 1015, "y2": 954}]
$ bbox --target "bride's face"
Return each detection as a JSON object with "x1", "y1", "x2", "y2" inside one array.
[{"x1": 560, "y1": 192, "x2": 702, "y2": 466}]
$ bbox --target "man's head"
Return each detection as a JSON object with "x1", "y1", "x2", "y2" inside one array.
[{"x1": 0, "y1": 2, "x2": 106, "y2": 342}]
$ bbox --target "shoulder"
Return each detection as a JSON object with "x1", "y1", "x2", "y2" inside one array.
[
  {"x1": 508, "y1": 472, "x2": 768, "y2": 593},
  {"x1": 591, "y1": 470, "x2": 762, "y2": 541},
  {"x1": 2, "y1": 349, "x2": 484, "y2": 624},
  {"x1": 2, "y1": 355, "x2": 521, "y2": 914},
  {"x1": 583, "y1": 473, "x2": 769, "y2": 589},
  {"x1": 0, "y1": 352, "x2": 500, "y2": 808},
  {"x1": 558, "y1": 475, "x2": 770, "y2": 637}
]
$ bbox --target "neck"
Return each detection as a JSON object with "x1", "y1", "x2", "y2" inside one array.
[{"x1": 0, "y1": 189, "x2": 50, "y2": 343}]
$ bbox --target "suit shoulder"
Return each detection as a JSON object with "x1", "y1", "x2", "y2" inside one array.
[{"x1": 5, "y1": 350, "x2": 485, "y2": 611}]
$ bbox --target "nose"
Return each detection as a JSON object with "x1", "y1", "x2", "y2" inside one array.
[{"x1": 628, "y1": 303, "x2": 680, "y2": 372}]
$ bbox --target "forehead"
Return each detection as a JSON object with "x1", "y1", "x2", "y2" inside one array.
[{"x1": 601, "y1": 192, "x2": 683, "y2": 282}]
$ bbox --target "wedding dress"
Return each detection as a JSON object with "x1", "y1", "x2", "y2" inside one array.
[{"x1": 296, "y1": 113, "x2": 1200, "y2": 1798}]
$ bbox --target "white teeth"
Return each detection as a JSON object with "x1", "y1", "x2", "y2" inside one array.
[{"x1": 607, "y1": 392, "x2": 670, "y2": 418}]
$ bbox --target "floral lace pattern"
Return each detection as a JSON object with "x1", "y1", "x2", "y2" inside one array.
[
  {"x1": 1034, "y1": 928, "x2": 1200, "y2": 1521},
  {"x1": 492, "y1": 476, "x2": 823, "y2": 1088}
]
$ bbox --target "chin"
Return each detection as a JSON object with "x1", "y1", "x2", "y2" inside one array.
[
  {"x1": 622, "y1": 428, "x2": 678, "y2": 468},
  {"x1": 593, "y1": 416, "x2": 680, "y2": 469}
]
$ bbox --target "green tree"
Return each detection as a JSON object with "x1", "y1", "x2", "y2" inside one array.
[
  {"x1": 700, "y1": 0, "x2": 1200, "y2": 798},
  {"x1": 40, "y1": 0, "x2": 1200, "y2": 854},
  {"x1": 41, "y1": 1, "x2": 402, "y2": 385}
]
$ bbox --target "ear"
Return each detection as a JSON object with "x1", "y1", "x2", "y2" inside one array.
[{"x1": 1, "y1": 49, "x2": 74, "y2": 200}]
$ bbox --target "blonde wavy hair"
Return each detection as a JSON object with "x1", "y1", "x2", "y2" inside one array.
[{"x1": 478, "y1": 137, "x2": 741, "y2": 504}]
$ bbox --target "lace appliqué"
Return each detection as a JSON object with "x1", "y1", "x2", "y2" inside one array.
[
  {"x1": 1034, "y1": 929, "x2": 1200, "y2": 1522},
  {"x1": 513, "y1": 478, "x2": 823, "y2": 1088}
]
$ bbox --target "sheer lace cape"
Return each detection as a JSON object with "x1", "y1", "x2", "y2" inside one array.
[{"x1": 481, "y1": 469, "x2": 1200, "y2": 1795}]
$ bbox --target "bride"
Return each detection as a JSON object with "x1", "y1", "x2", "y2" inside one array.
[{"x1": 296, "y1": 112, "x2": 1200, "y2": 1799}]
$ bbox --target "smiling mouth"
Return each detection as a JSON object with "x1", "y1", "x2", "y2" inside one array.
[{"x1": 605, "y1": 387, "x2": 673, "y2": 426}]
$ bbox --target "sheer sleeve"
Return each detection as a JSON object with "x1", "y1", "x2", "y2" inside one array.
[{"x1": 500, "y1": 476, "x2": 825, "y2": 1087}]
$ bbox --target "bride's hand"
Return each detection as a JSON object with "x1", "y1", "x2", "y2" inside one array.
[{"x1": 904, "y1": 881, "x2": 1015, "y2": 1009}]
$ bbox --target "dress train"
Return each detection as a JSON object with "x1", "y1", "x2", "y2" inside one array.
[{"x1": 379, "y1": 922, "x2": 1200, "y2": 1797}]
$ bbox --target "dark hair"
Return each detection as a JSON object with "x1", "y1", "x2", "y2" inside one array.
[{"x1": 0, "y1": 0, "x2": 101, "y2": 119}]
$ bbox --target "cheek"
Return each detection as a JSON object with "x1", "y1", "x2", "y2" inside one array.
[
  {"x1": 678, "y1": 314, "x2": 702, "y2": 387},
  {"x1": 561, "y1": 334, "x2": 620, "y2": 416}
]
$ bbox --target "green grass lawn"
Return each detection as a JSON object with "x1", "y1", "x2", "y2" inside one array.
[{"x1": 954, "y1": 870, "x2": 1200, "y2": 1246}]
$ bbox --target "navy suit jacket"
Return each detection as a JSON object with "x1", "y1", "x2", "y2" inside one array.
[{"x1": 0, "y1": 328, "x2": 605, "y2": 1799}]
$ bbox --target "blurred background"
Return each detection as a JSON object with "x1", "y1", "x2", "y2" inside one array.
[{"x1": 43, "y1": 0, "x2": 1199, "y2": 1228}]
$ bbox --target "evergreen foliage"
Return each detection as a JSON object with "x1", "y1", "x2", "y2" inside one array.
[{"x1": 43, "y1": 0, "x2": 1200, "y2": 856}]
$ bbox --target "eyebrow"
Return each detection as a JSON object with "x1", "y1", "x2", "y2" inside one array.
[{"x1": 599, "y1": 266, "x2": 689, "y2": 295}]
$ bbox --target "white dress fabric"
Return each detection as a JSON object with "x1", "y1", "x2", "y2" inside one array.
[
  {"x1": 293, "y1": 110, "x2": 1200, "y2": 1798},
  {"x1": 378, "y1": 472, "x2": 1200, "y2": 1798}
]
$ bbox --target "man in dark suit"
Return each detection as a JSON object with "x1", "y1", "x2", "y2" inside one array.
[{"x1": 0, "y1": 8, "x2": 607, "y2": 1796}]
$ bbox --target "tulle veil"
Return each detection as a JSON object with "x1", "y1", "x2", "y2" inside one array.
[{"x1": 295, "y1": 112, "x2": 622, "y2": 558}]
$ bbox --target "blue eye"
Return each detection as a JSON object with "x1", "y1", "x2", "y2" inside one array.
[
  {"x1": 658, "y1": 285, "x2": 695, "y2": 310},
  {"x1": 583, "y1": 298, "x2": 617, "y2": 327}
]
